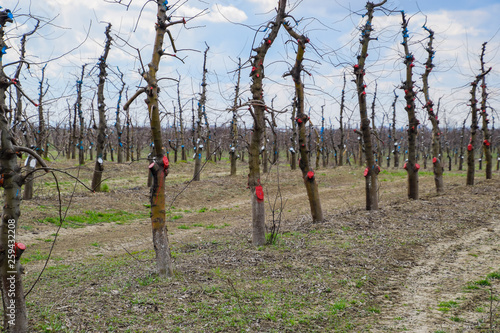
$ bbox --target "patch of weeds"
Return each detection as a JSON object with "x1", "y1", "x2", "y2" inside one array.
[
  {"x1": 20, "y1": 225, "x2": 33, "y2": 231},
  {"x1": 450, "y1": 316, "x2": 462, "y2": 322},
  {"x1": 91, "y1": 242, "x2": 100, "y2": 247},
  {"x1": 204, "y1": 224, "x2": 220, "y2": 229},
  {"x1": 183, "y1": 209, "x2": 192, "y2": 213},
  {"x1": 136, "y1": 274, "x2": 159, "y2": 287},
  {"x1": 39, "y1": 210, "x2": 147, "y2": 227},
  {"x1": 198, "y1": 207, "x2": 208, "y2": 213},
  {"x1": 34, "y1": 308, "x2": 67, "y2": 332},
  {"x1": 193, "y1": 223, "x2": 203, "y2": 227},
  {"x1": 475, "y1": 306, "x2": 484, "y2": 313},
  {"x1": 177, "y1": 225, "x2": 190, "y2": 230},
  {"x1": 474, "y1": 279, "x2": 491, "y2": 286},
  {"x1": 437, "y1": 300, "x2": 459, "y2": 312},
  {"x1": 266, "y1": 233, "x2": 280, "y2": 245},
  {"x1": 172, "y1": 214, "x2": 183, "y2": 220},
  {"x1": 101, "y1": 183, "x2": 110, "y2": 192},
  {"x1": 338, "y1": 279, "x2": 348, "y2": 286},
  {"x1": 465, "y1": 282, "x2": 480, "y2": 290},
  {"x1": 487, "y1": 271, "x2": 500, "y2": 280},
  {"x1": 143, "y1": 203, "x2": 151, "y2": 208},
  {"x1": 368, "y1": 306, "x2": 380, "y2": 313},
  {"x1": 355, "y1": 279, "x2": 365, "y2": 288},
  {"x1": 466, "y1": 279, "x2": 491, "y2": 290},
  {"x1": 329, "y1": 299, "x2": 347, "y2": 314}
]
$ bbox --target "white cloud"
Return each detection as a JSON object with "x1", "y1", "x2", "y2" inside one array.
[{"x1": 176, "y1": 4, "x2": 247, "y2": 24}]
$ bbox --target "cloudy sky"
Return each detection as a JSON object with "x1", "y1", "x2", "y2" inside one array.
[{"x1": 2, "y1": 0, "x2": 499, "y2": 132}]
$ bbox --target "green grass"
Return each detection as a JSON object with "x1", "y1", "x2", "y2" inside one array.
[
  {"x1": 38, "y1": 210, "x2": 148, "y2": 228},
  {"x1": 177, "y1": 225, "x2": 190, "y2": 230},
  {"x1": 20, "y1": 250, "x2": 49, "y2": 264}
]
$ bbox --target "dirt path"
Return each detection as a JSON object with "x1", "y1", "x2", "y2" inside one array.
[{"x1": 378, "y1": 206, "x2": 500, "y2": 331}]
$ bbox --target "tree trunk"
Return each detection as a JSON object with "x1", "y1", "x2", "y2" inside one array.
[
  {"x1": 284, "y1": 22, "x2": 323, "y2": 222},
  {"x1": 230, "y1": 59, "x2": 241, "y2": 176},
  {"x1": 421, "y1": 26, "x2": 444, "y2": 193},
  {"x1": 91, "y1": 24, "x2": 112, "y2": 191},
  {"x1": 0, "y1": 11, "x2": 29, "y2": 331},
  {"x1": 193, "y1": 47, "x2": 209, "y2": 181},
  {"x1": 248, "y1": 0, "x2": 287, "y2": 245},
  {"x1": 77, "y1": 65, "x2": 86, "y2": 166},
  {"x1": 123, "y1": 3, "x2": 185, "y2": 276},
  {"x1": 354, "y1": 1, "x2": 386, "y2": 210},
  {"x1": 290, "y1": 99, "x2": 297, "y2": 170},
  {"x1": 115, "y1": 68, "x2": 125, "y2": 164},
  {"x1": 479, "y1": 43, "x2": 492, "y2": 179},
  {"x1": 401, "y1": 12, "x2": 419, "y2": 200},
  {"x1": 37, "y1": 65, "x2": 48, "y2": 159},
  {"x1": 176, "y1": 77, "x2": 186, "y2": 161},
  {"x1": 338, "y1": 74, "x2": 346, "y2": 166},
  {"x1": 467, "y1": 47, "x2": 491, "y2": 186}
]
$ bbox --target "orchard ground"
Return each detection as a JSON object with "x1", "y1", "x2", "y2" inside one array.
[{"x1": 6, "y1": 155, "x2": 500, "y2": 332}]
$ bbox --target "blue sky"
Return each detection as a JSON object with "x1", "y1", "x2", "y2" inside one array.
[{"x1": 2, "y1": 0, "x2": 499, "y2": 132}]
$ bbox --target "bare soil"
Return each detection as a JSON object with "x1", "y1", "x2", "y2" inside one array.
[{"x1": 7, "y1": 158, "x2": 500, "y2": 332}]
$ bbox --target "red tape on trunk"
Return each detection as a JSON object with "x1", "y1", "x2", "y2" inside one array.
[{"x1": 255, "y1": 185, "x2": 264, "y2": 202}]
